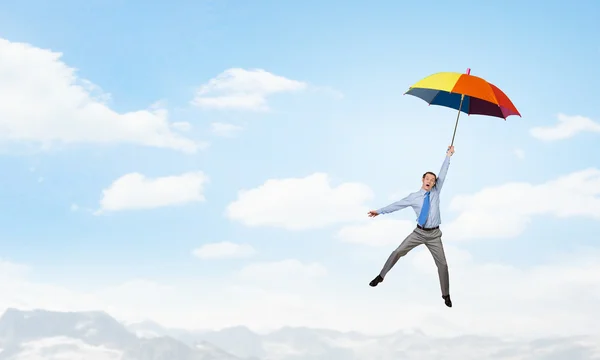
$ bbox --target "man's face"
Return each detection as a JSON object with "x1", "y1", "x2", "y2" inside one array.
[{"x1": 422, "y1": 174, "x2": 436, "y2": 191}]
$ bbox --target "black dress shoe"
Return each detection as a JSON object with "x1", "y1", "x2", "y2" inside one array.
[
  {"x1": 369, "y1": 275, "x2": 383, "y2": 287},
  {"x1": 442, "y1": 295, "x2": 452, "y2": 307}
]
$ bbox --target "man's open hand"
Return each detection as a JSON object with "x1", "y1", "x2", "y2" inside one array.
[
  {"x1": 368, "y1": 210, "x2": 379, "y2": 217},
  {"x1": 446, "y1": 145, "x2": 455, "y2": 156}
]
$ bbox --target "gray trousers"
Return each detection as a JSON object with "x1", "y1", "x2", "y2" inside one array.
[{"x1": 379, "y1": 226, "x2": 450, "y2": 296}]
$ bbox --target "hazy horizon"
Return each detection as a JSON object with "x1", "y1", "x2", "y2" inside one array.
[{"x1": 0, "y1": 307, "x2": 598, "y2": 360}]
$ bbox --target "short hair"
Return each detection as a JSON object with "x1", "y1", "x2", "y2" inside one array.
[{"x1": 422, "y1": 171, "x2": 437, "y2": 182}]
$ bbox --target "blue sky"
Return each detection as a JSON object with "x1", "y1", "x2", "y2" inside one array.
[{"x1": 0, "y1": 0, "x2": 599, "y2": 335}]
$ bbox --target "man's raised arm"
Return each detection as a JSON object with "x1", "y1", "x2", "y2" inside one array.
[{"x1": 435, "y1": 145, "x2": 454, "y2": 191}]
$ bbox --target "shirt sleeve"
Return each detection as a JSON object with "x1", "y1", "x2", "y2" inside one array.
[
  {"x1": 376, "y1": 194, "x2": 413, "y2": 215},
  {"x1": 434, "y1": 155, "x2": 451, "y2": 191}
]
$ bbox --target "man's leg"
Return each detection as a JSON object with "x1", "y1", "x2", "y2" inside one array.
[
  {"x1": 423, "y1": 229, "x2": 451, "y2": 306},
  {"x1": 369, "y1": 230, "x2": 422, "y2": 287}
]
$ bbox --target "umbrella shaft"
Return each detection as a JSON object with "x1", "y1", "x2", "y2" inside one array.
[{"x1": 450, "y1": 94, "x2": 465, "y2": 147}]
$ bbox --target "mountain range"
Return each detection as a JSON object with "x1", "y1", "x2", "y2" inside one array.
[{"x1": 0, "y1": 308, "x2": 597, "y2": 360}]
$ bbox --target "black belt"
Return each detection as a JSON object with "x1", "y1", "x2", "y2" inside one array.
[{"x1": 417, "y1": 224, "x2": 439, "y2": 231}]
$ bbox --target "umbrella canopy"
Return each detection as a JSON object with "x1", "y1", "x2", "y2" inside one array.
[{"x1": 405, "y1": 70, "x2": 521, "y2": 120}]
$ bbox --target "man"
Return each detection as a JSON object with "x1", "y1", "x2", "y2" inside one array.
[{"x1": 367, "y1": 145, "x2": 454, "y2": 308}]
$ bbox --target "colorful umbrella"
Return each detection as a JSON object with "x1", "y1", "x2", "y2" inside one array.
[{"x1": 404, "y1": 68, "x2": 520, "y2": 146}]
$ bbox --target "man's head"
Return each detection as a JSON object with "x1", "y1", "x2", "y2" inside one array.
[{"x1": 421, "y1": 171, "x2": 437, "y2": 191}]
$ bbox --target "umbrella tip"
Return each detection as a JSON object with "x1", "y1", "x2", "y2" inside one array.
[{"x1": 466, "y1": 68, "x2": 471, "y2": 75}]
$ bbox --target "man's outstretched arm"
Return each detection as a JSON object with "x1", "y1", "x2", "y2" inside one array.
[
  {"x1": 368, "y1": 194, "x2": 413, "y2": 217},
  {"x1": 435, "y1": 145, "x2": 454, "y2": 191}
]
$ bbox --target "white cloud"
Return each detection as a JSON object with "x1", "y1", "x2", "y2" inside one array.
[
  {"x1": 400, "y1": 245, "x2": 600, "y2": 337},
  {"x1": 171, "y1": 121, "x2": 193, "y2": 132},
  {"x1": 192, "y1": 241, "x2": 256, "y2": 259},
  {"x1": 0, "y1": 37, "x2": 204, "y2": 153},
  {"x1": 336, "y1": 218, "x2": 415, "y2": 246},
  {"x1": 97, "y1": 171, "x2": 209, "y2": 213},
  {"x1": 236, "y1": 259, "x2": 328, "y2": 292},
  {"x1": 210, "y1": 122, "x2": 243, "y2": 137},
  {"x1": 0, "y1": 259, "x2": 30, "y2": 279},
  {"x1": 443, "y1": 168, "x2": 600, "y2": 241},
  {"x1": 225, "y1": 173, "x2": 374, "y2": 230},
  {"x1": 530, "y1": 113, "x2": 600, "y2": 141},
  {"x1": 191, "y1": 68, "x2": 307, "y2": 111},
  {"x1": 513, "y1": 148, "x2": 525, "y2": 159},
  {"x1": 238, "y1": 259, "x2": 327, "y2": 280}
]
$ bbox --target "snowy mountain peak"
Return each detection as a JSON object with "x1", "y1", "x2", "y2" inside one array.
[{"x1": 0, "y1": 308, "x2": 240, "y2": 360}]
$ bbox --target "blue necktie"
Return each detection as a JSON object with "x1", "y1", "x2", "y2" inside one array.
[{"x1": 418, "y1": 191, "x2": 430, "y2": 226}]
